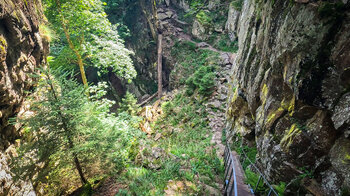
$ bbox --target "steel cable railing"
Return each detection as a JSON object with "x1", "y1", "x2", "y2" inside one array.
[
  {"x1": 223, "y1": 144, "x2": 238, "y2": 196},
  {"x1": 223, "y1": 128, "x2": 279, "y2": 196},
  {"x1": 239, "y1": 139, "x2": 279, "y2": 196}
]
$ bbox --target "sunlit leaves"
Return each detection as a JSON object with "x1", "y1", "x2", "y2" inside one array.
[
  {"x1": 43, "y1": 0, "x2": 136, "y2": 80},
  {"x1": 83, "y1": 30, "x2": 136, "y2": 79}
]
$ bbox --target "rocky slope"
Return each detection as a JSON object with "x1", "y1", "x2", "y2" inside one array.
[
  {"x1": 226, "y1": 0, "x2": 350, "y2": 195},
  {"x1": 0, "y1": 0, "x2": 48, "y2": 195}
]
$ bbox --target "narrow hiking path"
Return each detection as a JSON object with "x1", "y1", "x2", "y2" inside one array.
[{"x1": 92, "y1": 6, "x2": 237, "y2": 196}]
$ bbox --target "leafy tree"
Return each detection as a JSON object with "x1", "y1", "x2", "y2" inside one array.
[
  {"x1": 11, "y1": 68, "x2": 144, "y2": 194},
  {"x1": 44, "y1": 0, "x2": 136, "y2": 87}
]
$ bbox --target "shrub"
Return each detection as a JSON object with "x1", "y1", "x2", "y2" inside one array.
[
  {"x1": 161, "y1": 101, "x2": 174, "y2": 116},
  {"x1": 118, "y1": 92, "x2": 141, "y2": 116},
  {"x1": 196, "y1": 10, "x2": 212, "y2": 27},
  {"x1": 186, "y1": 66, "x2": 216, "y2": 96}
]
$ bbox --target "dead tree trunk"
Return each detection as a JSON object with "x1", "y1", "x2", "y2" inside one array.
[{"x1": 157, "y1": 33, "x2": 163, "y2": 99}]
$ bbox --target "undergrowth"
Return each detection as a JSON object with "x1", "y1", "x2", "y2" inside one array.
[
  {"x1": 113, "y1": 91, "x2": 224, "y2": 195},
  {"x1": 170, "y1": 41, "x2": 220, "y2": 96},
  {"x1": 207, "y1": 33, "x2": 238, "y2": 53}
]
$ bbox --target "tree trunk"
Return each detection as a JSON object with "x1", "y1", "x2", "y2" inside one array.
[
  {"x1": 157, "y1": 33, "x2": 163, "y2": 98},
  {"x1": 69, "y1": 139, "x2": 87, "y2": 184},
  {"x1": 55, "y1": 0, "x2": 89, "y2": 89},
  {"x1": 61, "y1": 23, "x2": 88, "y2": 89},
  {"x1": 152, "y1": 0, "x2": 159, "y2": 30}
]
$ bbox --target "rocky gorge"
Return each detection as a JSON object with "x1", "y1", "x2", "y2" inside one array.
[
  {"x1": 0, "y1": 0, "x2": 349, "y2": 195},
  {"x1": 107, "y1": 0, "x2": 350, "y2": 194}
]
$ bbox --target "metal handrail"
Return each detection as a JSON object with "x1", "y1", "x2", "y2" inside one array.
[
  {"x1": 239, "y1": 138, "x2": 279, "y2": 196},
  {"x1": 223, "y1": 128, "x2": 279, "y2": 196},
  {"x1": 224, "y1": 144, "x2": 238, "y2": 196}
]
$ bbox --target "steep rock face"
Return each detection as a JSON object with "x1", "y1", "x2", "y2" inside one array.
[
  {"x1": 226, "y1": 0, "x2": 350, "y2": 195},
  {"x1": 225, "y1": 3, "x2": 240, "y2": 41},
  {"x1": 0, "y1": 0, "x2": 48, "y2": 195}
]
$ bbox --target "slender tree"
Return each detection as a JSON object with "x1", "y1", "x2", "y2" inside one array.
[{"x1": 54, "y1": 0, "x2": 88, "y2": 88}]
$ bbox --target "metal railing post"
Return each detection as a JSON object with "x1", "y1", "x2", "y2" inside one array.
[{"x1": 254, "y1": 175, "x2": 262, "y2": 192}]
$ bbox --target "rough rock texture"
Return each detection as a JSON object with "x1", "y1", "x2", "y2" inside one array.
[
  {"x1": 226, "y1": 0, "x2": 350, "y2": 195},
  {"x1": 225, "y1": 3, "x2": 240, "y2": 41},
  {"x1": 0, "y1": 0, "x2": 48, "y2": 195}
]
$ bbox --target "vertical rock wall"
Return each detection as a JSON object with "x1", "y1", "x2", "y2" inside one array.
[
  {"x1": 226, "y1": 0, "x2": 350, "y2": 195},
  {"x1": 0, "y1": 0, "x2": 48, "y2": 195}
]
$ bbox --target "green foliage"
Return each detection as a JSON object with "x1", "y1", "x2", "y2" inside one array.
[
  {"x1": 171, "y1": 40, "x2": 219, "y2": 96},
  {"x1": 183, "y1": 40, "x2": 197, "y2": 51},
  {"x1": 232, "y1": 135, "x2": 285, "y2": 195},
  {"x1": 196, "y1": 10, "x2": 212, "y2": 27},
  {"x1": 318, "y1": 2, "x2": 345, "y2": 19},
  {"x1": 118, "y1": 92, "x2": 140, "y2": 115},
  {"x1": 341, "y1": 188, "x2": 350, "y2": 196},
  {"x1": 231, "y1": 135, "x2": 257, "y2": 169},
  {"x1": 215, "y1": 38, "x2": 238, "y2": 53},
  {"x1": 161, "y1": 101, "x2": 174, "y2": 117},
  {"x1": 207, "y1": 33, "x2": 238, "y2": 52},
  {"x1": 244, "y1": 168, "x2": 265, "y2": 192},
  {"x1": 245, "y1": 169, "x2": 286, "y2": 195},
  {"x1": 186, "y1": 66, "x2": 216, "y2": 96},
  {"x1": 273, "y1": 182, "x2": 286, "y2": 196},
  {"x1": 116, "y1": 189, "x2": 131, "y2": 196},
  {"x1": 81, "y1": 183, "x2": 93, "y2": 196},
  {"x1": 44, "y1": 0, "x2": 136, "y2": 80},
  {"x1": 183, "y1": 0, "x2": 205, "y2": 20},
  {"x1": 11, "y1": 68, "x2": 144, "y2": 195},
  {"x1": 239, "y1": 146, "x2": 257, "y2": 169},
  {"x1": 298, "y1": 167, "x2": 314, "y2": 179},
  {"x1": 83, "y1": 29, "x2": 135, "y2": 78},
  {"x1": 39, "y1": 24, "x2": 56, "y2": 42}
]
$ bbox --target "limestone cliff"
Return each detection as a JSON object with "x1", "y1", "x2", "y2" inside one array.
[
  {"x1": 226, "y1": 0, "x2": 350, "y2": 195},
  {"x1": 0, "y1": 0, "x2": 48, "y2": 195}
]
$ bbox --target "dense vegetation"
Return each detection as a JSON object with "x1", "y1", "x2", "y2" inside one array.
[
  {"x1": 10, "y1": 0, "x2": 142, "y2": 194},
  {"x1": 112, "y1": 90, "x2": 224, "y2": 195},
  {"x1": 12, "y1": 68, "x2": 143, "y2": 194}
]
